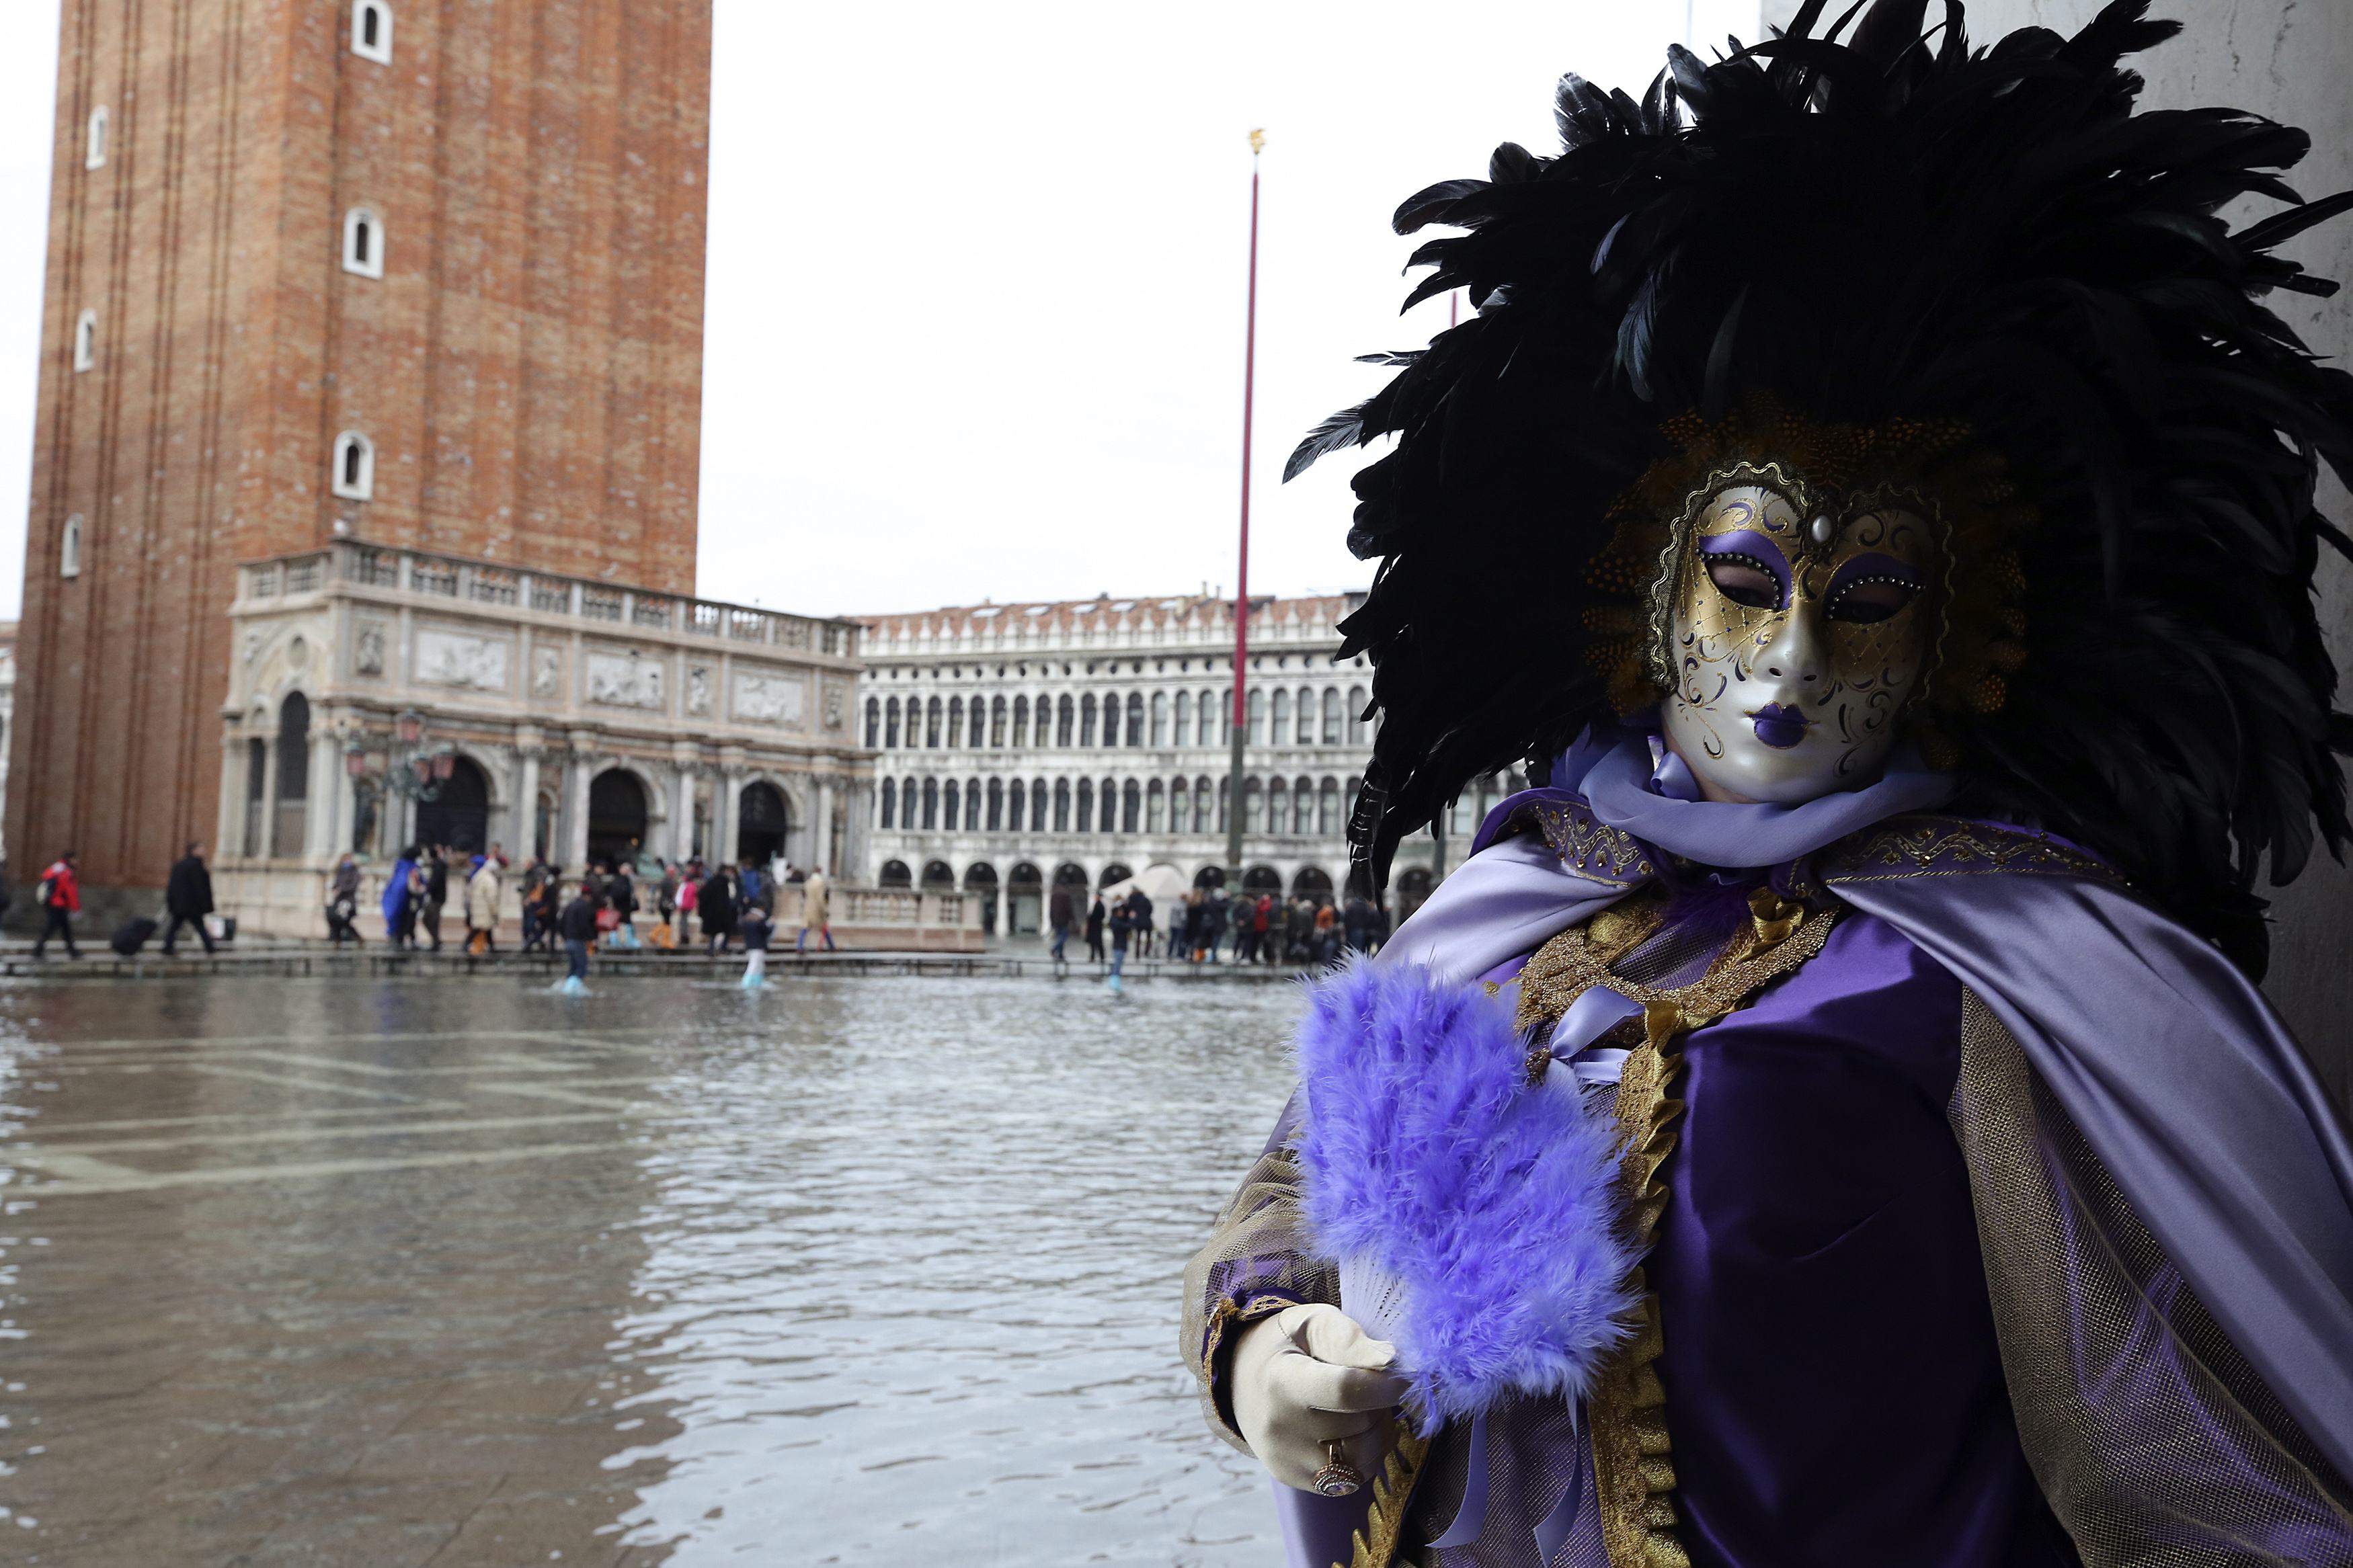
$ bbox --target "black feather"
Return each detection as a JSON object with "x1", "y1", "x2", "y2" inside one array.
[{"x1": 1285, "y1": 3, "x2": 2353, "y2": 973}]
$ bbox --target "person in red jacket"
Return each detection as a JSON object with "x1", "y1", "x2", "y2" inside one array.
[{"x1": 33, "y1": 850, "x2": 80, "y2": 959}]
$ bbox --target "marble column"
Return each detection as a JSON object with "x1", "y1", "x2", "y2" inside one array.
[
  {"x1": 716, "y1": 752, "x2": 746, "y2": 864},
  {"x1": 564, "y1": 735, "x2": 594, "y2": 870},
  {"x1": 814, "y1": 774, "x2": 836, "y2": 876},
  {"x1": 517, "y1": 748, "x2": 543, "y2": 859},
  {"x1": 672, "y1": 760, "x2": 697, "y2": 862}
]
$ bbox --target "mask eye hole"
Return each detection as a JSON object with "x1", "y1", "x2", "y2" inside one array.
[
  {"x1": 1828, "y1": 578, "x2": 1917, "y2": 625},
  {"x1": 1704, "y1": 555, "x2": 1781, "y2": 610}
]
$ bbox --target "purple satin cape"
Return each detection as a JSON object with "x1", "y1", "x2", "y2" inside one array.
[{"x1": 1353, "y1": 732, "x2": 2353, "y2": 1502}]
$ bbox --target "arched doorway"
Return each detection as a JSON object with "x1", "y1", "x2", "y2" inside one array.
[
  {"x1": 1396, "y1": 866, "x2": 1435, "y2": 922},
  {"x1": 273, "y1": 692, "x2": 311, "y2": 856},
  {"x1": 1291, "y1": 866, "x2": 1334, "y2": 905},
  {"x1": 963, "y1": 862, "x2": 1000, "y2": 935},
  {"x1": 878, "y1": 859, "x2": 912, "y2": 888},
  {"x1": 737, "y1": 780, "x2": 790, "y2": 868},
  {"x1": 1242, "y1": 865, "x2": 1283, "y2": 893},
  {"x1": 1053, "y1": 862, "x2": 1090, "y2": 889},
  {"x1": 1193, "y1": 866, "x2": 1227, "y2": 889},
  {"x1": 1007, "y1": 862, "x2": 1043, "y2": 936},
  {"x1": 588, "y1": 769, "x2": 649, "y2": 872},
  {"x1": 416, "y1": 756, "x2": 491, "y2": 854},
  {"x1": 1098, "y1": 862, "x2": 1133, "y2": 889},
  {"x1": 920, "y1": 859, "x2": 955, "y2": 889}
]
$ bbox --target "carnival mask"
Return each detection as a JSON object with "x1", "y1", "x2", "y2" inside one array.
[{"x1": 1657, "y1": 466, "x2": 1944, "y2": 804}]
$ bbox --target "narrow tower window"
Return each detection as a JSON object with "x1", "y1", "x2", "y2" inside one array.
[
  {"x1": 351, "y1": 1, "x2": 393, "y2": 63},
  {"x1": 331, "y1": 431, "x2": 375, "y2": 501},
  {"x1": 342, "y1": 207, "x2": 383, "y2": 278},
  {"x1": 85, "y1": 107, "x2": 108, "y2": 170},
  {"x1": 59, "y1": 513, "x2": 83, "y2": 579},
  {"x1": 73, "y1": 310, "x2": 96, "y2": 372}
]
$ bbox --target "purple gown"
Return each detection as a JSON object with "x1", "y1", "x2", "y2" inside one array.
[{"x1": 1181, "y1": 729, "x2": 2353, "y2": 1568}]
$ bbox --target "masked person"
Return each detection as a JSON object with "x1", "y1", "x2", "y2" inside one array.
[{"x1": 1183, "y1": 9, "x2": 2353, "y2": 1566}]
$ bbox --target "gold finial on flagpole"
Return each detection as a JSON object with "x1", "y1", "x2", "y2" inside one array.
[{"x1": 1248, "y1": 128, "x2": 1265, "y2": 155}]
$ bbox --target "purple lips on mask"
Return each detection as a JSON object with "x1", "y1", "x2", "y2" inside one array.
[{"x1": 1746, "y1": 702, "x2": 1813, "y2": 750}]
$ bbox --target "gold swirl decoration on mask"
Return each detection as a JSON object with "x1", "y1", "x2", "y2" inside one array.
[{"x1": 1583, "y1": 395, "x2": 2032, "y2": 767}]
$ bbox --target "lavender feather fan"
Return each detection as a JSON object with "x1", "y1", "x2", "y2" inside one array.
[{"x1": 1295, "y1": 958, "x2": 1640, "y2": 1435}]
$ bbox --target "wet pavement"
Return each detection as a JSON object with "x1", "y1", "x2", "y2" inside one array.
[{"x1": 0, "y1": 973, "x2": 1306, "y2": 1565}]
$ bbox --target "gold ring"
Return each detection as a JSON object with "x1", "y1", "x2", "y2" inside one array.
[{"x1": 1312, "y1": 1439, "x2": 1363, "y2": 1498}]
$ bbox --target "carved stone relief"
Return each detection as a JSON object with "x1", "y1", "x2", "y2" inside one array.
[
  {"x1": 354, "y1": 622, "x2": 387, "y2": 677},
  {"x1": 531, "y1": 646, "x2": 563, "y2": 699},
  {"x1": 733, "y1": 670, "x2": 805, "y2": 727},
  {"x1": 415, "y1": 629, "x2": 511, "y2": 692},
  {"x1": 686, "y1": 666, "x2": 713, "y2": 716},
  {"x1": 824, "y1": 684, "x2": 844, "y2": 731},
  {"x1": 586, "y1": 650, "x2": 666, "y2": 710}
]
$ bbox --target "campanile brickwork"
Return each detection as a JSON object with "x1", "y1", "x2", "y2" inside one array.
[{"x1": 13, "y1": 0, "x2": 713, "y2": 905}]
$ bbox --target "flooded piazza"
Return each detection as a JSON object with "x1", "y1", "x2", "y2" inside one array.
[{"x1": 0, "y1": 974, "x2": 1308, "y2": 1566}]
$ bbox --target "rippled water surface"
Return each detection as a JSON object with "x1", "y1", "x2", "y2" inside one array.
[{"x1": 0, "y1": 975, "x2": 1306, "y2": 1565}]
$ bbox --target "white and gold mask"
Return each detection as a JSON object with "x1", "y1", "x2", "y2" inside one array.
[{"x1": 1654, "y1": 464, "x2": 1944, "y2": 804}]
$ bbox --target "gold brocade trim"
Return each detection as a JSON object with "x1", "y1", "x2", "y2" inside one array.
[
  {"x1": 1339, "y1": 1419, "x2": 1430, "y2": 1568},
  {"x1": 1532, "y1": 800, "x2": 1657, "y2": 887},
  {"x1": 1514, "y1": 886, "x2": 1836, "y2": 1567},
  {"x1": 1199, "y1": 1292, "x2": 1300, "y2": 1385},
  {"x1": 1819, "y1": 815, "x2": 2118, "y2": 886}
]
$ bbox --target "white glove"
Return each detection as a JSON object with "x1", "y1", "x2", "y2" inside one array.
[{"x1": 1231, "y1": 1303, "x2": 1409, "y2": 1492}]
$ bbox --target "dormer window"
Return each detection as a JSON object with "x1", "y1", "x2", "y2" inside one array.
[
  {"x1": 342, "y1": 207, "x2": 383, "y2": 278},
  {"x1": 331, "y1": 431, "x2": 375, "y2": 501},
  {"x1": 85, "y1": 107, "x2": 108, "y2": 169},
  {"x1": 351, "y1": 1, "x2": 391, "y2": 63},
  {"x1": 73, "y1": 310, "x2": 96, "y2": 372}
]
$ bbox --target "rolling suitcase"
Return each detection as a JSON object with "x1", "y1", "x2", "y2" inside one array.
[{"x1": 111, "y1": 915, "x2": 159, "y2": 956}]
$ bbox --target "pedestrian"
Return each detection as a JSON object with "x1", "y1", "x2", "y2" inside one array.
[
  {"x1": 518, "y1": 857, "x2": 549, "y2": 951},
  {"x1": 1229, "y1": 890, "x2": 1257, "y2": 964},
  {"x1": 740, "y1": 860, "x2": 765, "y2": 913},
  {"x1": 32, "y1": 850, "x2": 80, "y2": 959},
  {"x1": 1254, "y1": 893, "x2": 1275, "y2": 966},
  {"x1": 1287, "y1": 897, "x2": 1314, "y2": 964},
  {"x1": 1313, "y1": 899, "x2": 1339, "y2": 964},
  {"x1": 555, "y1": 880, "x2": 598, "y2": 993},
  {"x1": 701, "y1": 862, "x2": 737, "y2": 954},
  {"x1": 383, "y1": 845, "x2": 417, "y2": 948},
  {"x1": 657, "y1": 860, "x2": 680, "y2": 928},
  {"x1": 1125, "y1": 893, "x2": 1153, "y2": 968},
  {"x1": 676, "y1": 861, "x2": 700, "y2": 946},
  {"x1": 465, "y1": 852, "x2": 502, "y2": 954},
  {"x1": 796, "y1": 865, "x2": 837, "y2": 953},
  {"x1": 608, "y1": 862, "x2": 637, "y2": 947},
  {"x1": 739, "y1": 900, "x2": 772, "y2": 987},
  {"x1": 160, "y1": 841, "x2": 216, "y2": 956},
  {"x1": 1181, "y1": 891, "x2": 1205, "y2": 962},
  {"x1": 420, "y1": 846, "x2": 448, "y2": 950},
  {"x1": 1107, "y1": 893, "x2": 1135, "y2": 993},
  {"x1": 531, "y1": 866, "x2": 564, "y2": 952},
  {"x1": 1084, "y1": 893, "x2": 1107, "y2": 963},
  {"x1": 1343, "y1": 890, "x2": 1377, "y2": 955},
  {"x1": 327, "y1": 853, "x2": 364, "y2": 946},
  {"x1": 1201, "y1": 886, "x2": 1227, "y2": 962},
  {"x1": 1048, "y1": 880, "x2": 1074, "y2": 962}
]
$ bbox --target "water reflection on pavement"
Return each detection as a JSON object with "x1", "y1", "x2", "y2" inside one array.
[{"x1": 0, "y1": 975, "x2": 1305, "y2": 1566}]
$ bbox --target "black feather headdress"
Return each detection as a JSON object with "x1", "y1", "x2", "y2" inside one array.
[{"x1": 1295, "y1": 0, "x2": 2353, "y2": 975}]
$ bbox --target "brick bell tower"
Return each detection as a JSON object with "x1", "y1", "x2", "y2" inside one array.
[{"x1": 13, "y1": 0, "x2": 713, "y2": 913}]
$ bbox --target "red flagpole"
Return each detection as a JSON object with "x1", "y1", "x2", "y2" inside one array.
[{"x1": 1225, "y1": 130, "x2": 1265, "y2": 889}]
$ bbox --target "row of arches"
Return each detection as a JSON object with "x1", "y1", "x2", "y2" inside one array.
[
  {"x1": 869, "y1": 858, "x2": 1441, "y2": 934},
  {"x1": 876, "y1": 773, "x2": 1360, "y2": 839},
  {"x1": 237, "y1": 692, "x2": 800, "y2": 871},
  {"x1": 865, "y1": 684, "x2": 1370, "y2": 753}
]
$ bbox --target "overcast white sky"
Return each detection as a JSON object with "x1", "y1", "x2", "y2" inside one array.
[{"x1": 0, "y1": 0, "x2": 1759, "y2": 623}]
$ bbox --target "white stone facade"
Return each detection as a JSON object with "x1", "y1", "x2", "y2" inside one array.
[
  {"x1": 853, "y1": 591, "x2": 1471, "y2": 936},
  {"x1": 216, "y1": 542, "x2": 880, "y2": 936}
]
